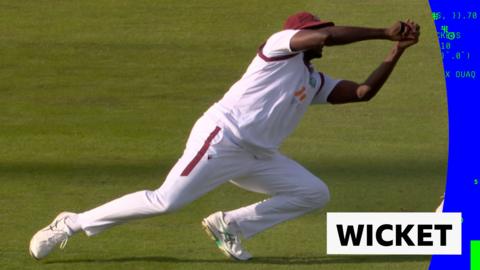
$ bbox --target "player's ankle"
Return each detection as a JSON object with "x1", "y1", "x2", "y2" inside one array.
[
  {"x1": 64, "y1": 214, "x2": 82, "y2": 236},
  {"x1": 223, "y1": 213, "x2": 242, "y2": 236}
]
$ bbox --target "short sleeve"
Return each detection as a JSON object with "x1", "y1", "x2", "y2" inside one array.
[
  {"x1": 311, "y1": 73, "x2": 341, "y2": 105},
  {"x1": 262, "y1": 30, "x2": 300, "y2": 58}
]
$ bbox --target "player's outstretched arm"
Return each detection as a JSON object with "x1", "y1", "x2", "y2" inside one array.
[
  {"x1": 326, "y1": 21, "x2": 420, "y2": 104},
  {"x1": 290, "y1": 20, "x2": 416, "y2": 52}
]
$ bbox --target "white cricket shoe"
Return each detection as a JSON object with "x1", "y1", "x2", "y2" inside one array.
[
  {"x1": 29, "y1": 212, "x2": 76, "y2": 260},
  {"x1": 201, "y1": 211, "x2": 252, "y2": 261}
]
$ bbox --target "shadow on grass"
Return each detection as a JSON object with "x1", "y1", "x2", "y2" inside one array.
[
  {"x1": 0, "y1": 157, "x2": 445, "y2": 180},
  {"x1": 0, "y1": 160, "x2": 172, "y2": 179},
  {"x1": 45, "y1": 255, "x2": 430, "y2": 265}
]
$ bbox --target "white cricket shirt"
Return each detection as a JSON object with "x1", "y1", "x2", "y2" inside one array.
[{"x1": 205, "y1": 30, "x2": 340, "y2": 157}]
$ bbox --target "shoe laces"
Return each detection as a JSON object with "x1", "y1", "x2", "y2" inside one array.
[
  {"x1": 59, "y1": 238, "x2": 68, "y2": 249},
  {"x1": 47, "y1": 218, "x2": 70, "y2": 249},
  {"x1": 222, "y1": 231, "x2": 241, "y2": 249},
  {"x1": 223, "y1": 232, "x2": 236, "y2": 242}
]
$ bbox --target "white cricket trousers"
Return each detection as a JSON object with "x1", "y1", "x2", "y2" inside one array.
[{"x1": 76, "y1": 116, "x2": 330, "y2": 238}]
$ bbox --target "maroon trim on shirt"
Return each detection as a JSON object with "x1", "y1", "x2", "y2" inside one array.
[
  {"x1": 180, "y1": 126, "x2": 221, "y2": 177},
  {"x1": 314, "y1": 72, "x2": 326, "y2": 98},
  {"x1": 257, "y1": 42, "x2": 298, "y2": 62}
]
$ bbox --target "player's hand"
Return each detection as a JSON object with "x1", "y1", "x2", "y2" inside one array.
[
  {"x1": 386, "y1": 20, "x2": 419, "y2": 41},
  {"x1": 396, "y1": 20, "x2": 420, "y2": 49}
]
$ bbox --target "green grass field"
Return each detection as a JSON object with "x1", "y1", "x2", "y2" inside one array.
[{"x1": 0, "y1": 1, "x2": 447, "y2": 269}]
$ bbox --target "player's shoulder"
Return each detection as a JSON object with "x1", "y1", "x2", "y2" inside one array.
[
  {"x1": 260, "y1": 29, "x2": 301, "y2": 60},
  {"x1": 265, "y1": 29, "x2": 300, "y2": 46}
]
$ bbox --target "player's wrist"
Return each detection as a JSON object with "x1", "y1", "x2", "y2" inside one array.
[
  {"x1": 383, "y1": 27, "x2": 394, "y2": 40},
  {"x1": 393, "y1": 43, "x2": 406, "y2": 53},
  {"x1": 384, "y1": 44, "x2": 404, "y2": 62}
]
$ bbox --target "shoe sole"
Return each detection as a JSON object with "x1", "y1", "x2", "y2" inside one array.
[
  {"x1": 201, "y1": 219, "x2": 240, "y2": 261},
  {"x1": 29, "y1": 212, "x2": 73, "y2": 260}
]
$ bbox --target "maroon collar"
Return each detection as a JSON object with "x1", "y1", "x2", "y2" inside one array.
[{"x1": 303, "y1": 58, "x2": 314, "y2": 72}]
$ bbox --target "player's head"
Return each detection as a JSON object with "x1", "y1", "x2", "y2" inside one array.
[
  {"x1": 283, "y1": 12, "x2": 334, "y2": 31},
  {"x1": 284, "y1": 12, "x2": 334, "y2": 60}
]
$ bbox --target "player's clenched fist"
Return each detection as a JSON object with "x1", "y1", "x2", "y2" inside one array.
[
  {"x1": 386, "y1": 20, "x2": 420, "y2": 41},
  {"x1": 396, "y1": 20, "x2": 420, "y2": 49}
]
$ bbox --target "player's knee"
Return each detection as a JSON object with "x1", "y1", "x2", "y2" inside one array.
[
  {"x1": 303, "y1": 180, "x2": 330, "y2": 209},
  {"x1": 146, "y1": 190, "x2": 181, "y2": 214},
  {"x1": 159, "y1": 198, "x2": 182, "y2": 213}
]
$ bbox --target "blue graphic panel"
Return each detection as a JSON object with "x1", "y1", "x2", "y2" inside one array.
[{"x1": 428, "y1": 1, "x2": 480, "y2": 270}]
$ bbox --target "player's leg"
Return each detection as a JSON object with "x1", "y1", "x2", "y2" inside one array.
[
  {"x1": 29, "y1": 118, "x2": 251, "y2": 259},
  {"x1": 73, "y1": 126, "x2": 235, "y2": 234},
  {"x1": 73, "y1": 145, "x2": 243, "y2": 236},
  {"x1": 222, "y1": 154, "x2": 330, "y2": 239}
]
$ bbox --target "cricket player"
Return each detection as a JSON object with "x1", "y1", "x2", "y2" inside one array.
[{"x1": 30, "y1": 12, "x2": 420, "y2": 261}]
